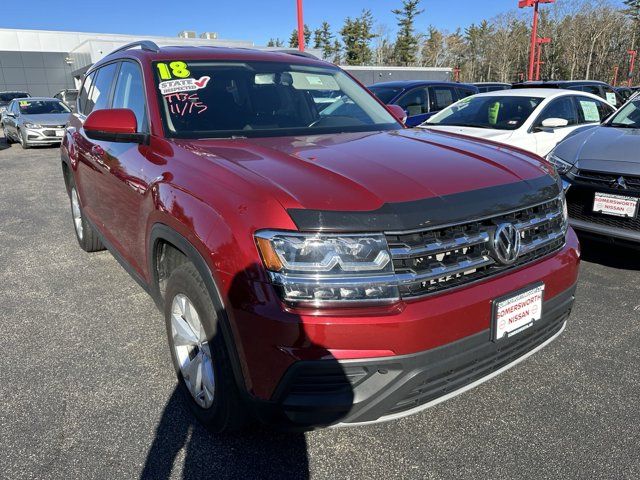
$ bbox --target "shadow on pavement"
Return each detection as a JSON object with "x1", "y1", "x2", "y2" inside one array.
[
  {"x1": 578, "y1": 235, "x2": 640, "y2": 271},
  {"x1": 140, "y1": 388, "x2": 310, "y2": 480}
]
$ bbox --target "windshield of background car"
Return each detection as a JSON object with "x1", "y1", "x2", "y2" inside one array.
[
  {"x1": 0, "y1": 92, "x2": 29, "y2": 103},
  {"x1": 608, "y1": 99, "x2": 640, "y2": 128},
  {"x1": 426, "y1": 95, "x2": 544, "y2": 130},
  {"x1": 368, "y1": 86, "x2": 403, "y2": 104},
  {"x1": 17, "y1": 100, "x2": 70, "y2": 115},
  {"x1": 153, "y1": 60, "x2": 400, "y2": 138}
]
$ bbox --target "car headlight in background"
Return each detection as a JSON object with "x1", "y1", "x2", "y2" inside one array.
[
  {"x1": 255, "y1": 231, "x2": 399, "y2": 306},
  {"x1": 546, "y1": 152, "x2": 573, "y2": 175},
  {"x1": 560, "y1": 192, "x2": 569, "y2": 232},
  {"x1": 23, "y1": 122, "x2": 43, "y2": 129}
]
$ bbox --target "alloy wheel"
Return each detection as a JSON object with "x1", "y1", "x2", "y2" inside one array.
[
  {"x1": 170, "y1": 293, "x2": 215, "y2": 408},
  {"x1": 71, "y1": 188, "x2": 83, "y2": 240}
]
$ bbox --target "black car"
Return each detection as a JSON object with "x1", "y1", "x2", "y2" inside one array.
[
  {"x1": 512, "y1": 81, "x2": 623, "y2": 108},
  {"x1": 368, "y1": 81, "x2": 479, "y2": 127},
  {"x1": 615, "y1": 86, "x2": 634, "y2": 102},
  {"x1": 473, "y1": 82, "x2": 511, "y2": 93},
  {"x1": 0, "y1": 91, "x2": 31, "y2": 114}
]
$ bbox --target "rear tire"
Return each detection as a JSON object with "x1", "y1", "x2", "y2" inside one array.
[
  {"x1": 68, "y1": 176, "x2": 104, "y2": 252},
  {"x1": 164, "y1": 262, "x2": 250, "y2": 433}
]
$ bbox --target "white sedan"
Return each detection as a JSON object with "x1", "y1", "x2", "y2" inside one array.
[{"x1": 421, "y1": 89, "x2": 616, "y2": 157}]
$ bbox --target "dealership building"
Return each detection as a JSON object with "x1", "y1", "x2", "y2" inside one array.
[
  {"x1": 0, "y1": 28, "x2": 256, "y2": 97},
  {"x1": 0, "y1": 27, "x2": 451, "y2": 97}
]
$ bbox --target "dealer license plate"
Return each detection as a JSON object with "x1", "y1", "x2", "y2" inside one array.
[
  {"x1": 593, "y1": 192, "x2": 638, "y2": 218},
  {"x1": 55, "y1": 129, "x2": 64, "y2": 137},
  {"x1": 492, "y1": 283, "x2": 545, "y2": 341}
]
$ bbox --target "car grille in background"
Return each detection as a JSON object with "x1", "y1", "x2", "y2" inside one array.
[
  {"x1": 574, "y1": 170, "x2": 640, "y2": 193},
  {"x1": 385, "y1": 197, "x2": 566, "y2": 298},
  {"x1": 567, "y1": 187, "x2": 640, "y2": 231},
  {"x1": 43, "y1": 130, "x2": 60, "y2": 137}
]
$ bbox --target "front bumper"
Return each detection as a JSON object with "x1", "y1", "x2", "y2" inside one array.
[
  {"x1": 269, "y1": 283, "x2": 574, "y2": 427},
  {"x1": 24, "y1": 127, "x2": 64, "y2": 145}
]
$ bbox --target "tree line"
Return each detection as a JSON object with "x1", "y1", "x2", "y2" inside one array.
[{"x1": 266, "y1": 0, "x2": 640, "y2": 85}]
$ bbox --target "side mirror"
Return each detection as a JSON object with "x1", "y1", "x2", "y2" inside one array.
[
  {"x1": 5, "y1": 112, "x2": 16, "y2": 118},
  {"x1": 387, "y1": 104, "x2": 408, "y2": 125},
  {"x1": 541, "y1": 117, "x2": 569, "y2": 129},
  {"x1": 84, "y1": 108, "x2": 147, "y2": 144}
]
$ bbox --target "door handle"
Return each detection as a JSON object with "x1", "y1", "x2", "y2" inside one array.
[{"x1": 91, "y1": 145, "x2": 109, "y2": 171}]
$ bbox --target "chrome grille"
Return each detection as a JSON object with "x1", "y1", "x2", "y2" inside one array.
[{"x1": 385, "y1": 197, "x2": 566, "y2": 298}]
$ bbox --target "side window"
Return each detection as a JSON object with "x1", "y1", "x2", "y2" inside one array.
[
  {"x1": 603, "y1": 87, "x2": 619, "y2": 107},
  {"x1": 575, "y1": 96, "x2": 613, "y2": 124},
  {"x1": 78, "y1": 71, "x2": 96, "y2": 115},
  {"x1": 456, "y1": 87, "x2": 475, "y2": 100},
  {"x1": 397, "y1": 87, "x2": 428, "y2": 116},
  {"x1": 428, "y1": 86, "x2": 457, "y2": 112},
  {"x1": 12, "y1": 101, "x2": 20, "y2": 115},
  {"x1": 536, "y1": 96, "x2": 579, "y2": 127},
  {"x1": 112, "y1": 61, "x2": 148, "y2": 132},
  {"x1": 86, "y1": 62, "x2": 119, "y2": 115}
]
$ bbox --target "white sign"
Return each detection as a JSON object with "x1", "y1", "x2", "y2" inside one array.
[
  {"x1": 494, "y1": 284, "x2": 545, "y2": 341},
  {"x1": 159, "y1": 76, "x2": 211, "y2": 96},
  {"x1": 606, "y1": 92, "x2": 618, "y2": 105},
  {"x1": 593, "y1": 192, "x2": 638, "y2": 218}
]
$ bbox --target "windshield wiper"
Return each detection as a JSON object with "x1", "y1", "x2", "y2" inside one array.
[
  {"x1": 607, "y1": 123, "x2": 639, "y2": 129},
  {"x1": 428, "y1": 122, "x2": 494, "y2": 130}
]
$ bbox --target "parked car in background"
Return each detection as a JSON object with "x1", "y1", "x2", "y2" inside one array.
[
  {"x1": 423, "y1": 89, "x2": 615, "y2": 157},
  {"x1": 61, "y1": 42, "x2": 579, "y2": 432},
  {"x1": 512, "y1": 80, "x2": 623, "y2": 108},
  {"x1": 0, "y1": 91, "x2": 30, "y2": 114},
  {"x1": 474, "y1": 82, "x2": 511, "y2": 93},
  {"x1": 614, "y1": 86, "x2": 634, "y2": 102},
  {"x1": 53, "y1": 89, "x2": 79, "y2": 112},
  {"x1": 2, "y1": 97, "x2": 71, "y2": 148},
  {"x1": 548, "y1": 96, "x2": 640, "y2": 247},
  {"x1": 368, "y1": 81, "x2": 479, "y2": 127}
]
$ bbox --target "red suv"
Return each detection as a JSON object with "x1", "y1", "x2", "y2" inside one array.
[{"x1": 61, "y1": 41, "x2": 580, "y2": 432}]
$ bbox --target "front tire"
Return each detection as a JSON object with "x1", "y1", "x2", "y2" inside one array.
[
  {"x1": 164, "y1": 262, "x2": 249, "y2": 433},
  {"x1": 68, "y1": 177, "x2": 104, "y2": 252},
  {"x1": 18, "y1": 129, "x2": 29, "y2": 149}
]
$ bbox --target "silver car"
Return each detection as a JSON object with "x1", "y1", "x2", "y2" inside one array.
[
  {"x1": 1, "y1": 97, "x2": 71, "y2": 149},
  {"x1": 547, "y1": 94, "x2": 640, "y2": 246}
]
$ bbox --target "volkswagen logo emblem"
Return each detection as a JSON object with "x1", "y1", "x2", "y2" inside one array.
[
  {"x1": 611, "y1": 176, "x2": 628, "y2": 190},
  {"x1": 492, "y1": 223, "x2": 521, "y2": 265}
]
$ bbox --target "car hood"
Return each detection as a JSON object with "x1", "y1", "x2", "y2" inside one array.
[
  {"x1": 553, "y1": 125, "x2": 640, "y2": 175},
  {"x1": 20, "y1": 113, "x2": 70, "y2": 126},
  {"x1": 423, "y1": 125, "x2": 515, "y2": 142},
  {"x1": 175, "y1": 129, "x2": 558, "y2": 230}
]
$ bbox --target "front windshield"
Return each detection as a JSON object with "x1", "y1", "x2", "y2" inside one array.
[
  {"x1": 18, "y1": 100, "x2": 70, "y2": 114},
  {"x1": 154, "y1": 60, "x2": 400, "y2": 138},
  {"x1": 368, "y1": 86, "x2": 403, "y2": 104},
  {"x1": 608, "y1": 99, "x2": 640, "y2": 128},
  {"x1": 426, "y1": 95, "x2": 544, "y2": 130}
]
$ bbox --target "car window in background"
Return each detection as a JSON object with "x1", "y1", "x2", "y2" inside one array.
[
  {"x1": 602, "y1": 86, "x2": 619, "y2": 106},
  {"x1": 78, "y1": 71, "x2": 96, "y2": 115},
  {"x1": 456, "y1": 87, "x2": 475, "y2": 100},
  {"x1": 86, "y1": 63, "x2": 119, "y2": 114},
  {"x1": 65, "y1": 91, "x2": 78, "y2": 102},
  {"x1": 575, "y1": 96, "x2": 614, "y2": 123},
  {"x1": 397, "y1": 87, "x2": 428, "y2": 116},
  {"x1": 0, "y1": 92, "x2": 29, "y2": 102},
  {"x1": 427, "y1": 95, "x2": 543, "y2": 130},
  {"x1": 429, "y1": 86, "x2": 457, "y2": 111},
  {"x1": 112, "y1": 61, "x2": 148, "y2": 132},
  {"x1": 535, "y1": 96, "x2": 578, "y2": 126},
  {"x1": 607, "y1": 99, "x2": 640, "y2": 128},
  {"x1": 17, "y1": 100, "x2": 71, "y2": 114},
  {"x1": 368, "y1": 86, "x2": 403, "y2": 104}
]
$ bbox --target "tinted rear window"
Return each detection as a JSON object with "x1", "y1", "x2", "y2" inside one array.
[{"x1": 0, "y1": 92, "x2": 29, "y2": 102}]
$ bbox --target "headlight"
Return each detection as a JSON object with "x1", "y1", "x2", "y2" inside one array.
[
  {"x1": 24, "y1": 122, "x2": 42, "y2": 129},
  {"x1": 546, "y1": 152, "x2": 573, "y2": 175},
  {"x1": 560, "y1": 192, "x2": 569, "y2": 232},
  {"x1": 255, "y1": 231, "x2": 399, "y2": 306}
]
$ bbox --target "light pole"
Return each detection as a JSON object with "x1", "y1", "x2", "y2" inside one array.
[
  {"x1": 628, "y1": 50, "x2": 637, "y2": 87},
  {"x1": 297, "y1": 0, "x2": 305, "y2": 52},
  {"x1": 518, "y1": 0, "x2": 555, "y2": 81},
  {"x1": 535, "y1": 37, "x2": 551, "y2": 81}
]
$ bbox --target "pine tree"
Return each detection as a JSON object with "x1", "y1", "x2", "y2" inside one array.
[
  {"x1": 288, "y1": 25, "x2": 312, "y2": 48},
  {"x1": 267, "y1": 38, "x2": 284, "y2": 48},
  {"x1": 340, "y1": 10, "x2": 377, "y2": 65},
  {"x1": 392, "y1": 0, "x2": 424, "y2": 65},
  {"x1": 313, "y1": 21, "x2": 335, "y2": 59}
]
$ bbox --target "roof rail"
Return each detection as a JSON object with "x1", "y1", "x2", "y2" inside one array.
[
  {"x1": 274, "y1": 49, "x2": 319, "y2": 60},
  {"x1": 108, "y1": 40, "x2": 160, "y2": 56}
]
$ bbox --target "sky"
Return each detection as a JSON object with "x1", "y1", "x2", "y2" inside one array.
[{"x1": 0, "y1": 0, "x2": 626, "y2": 46}]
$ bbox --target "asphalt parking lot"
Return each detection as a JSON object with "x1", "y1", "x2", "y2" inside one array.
[{"x1": 1, "y1": 137, "x2": 639, "y2": 480}]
